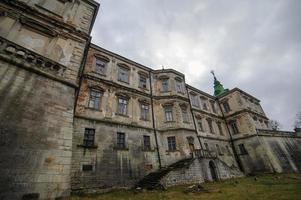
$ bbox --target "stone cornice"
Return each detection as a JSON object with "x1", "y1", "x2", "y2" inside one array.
[
  {"x1": 224, "y1": 109, "x2": 268, "y2": 120},
  {"x1": 83, "y1": 74, "x2": 152, "y2": 98},
  {"x1": 0, "y1": 36, "x2": 77, "y2": 88},
  {"x1": 191, "y1": 108, "x2": 223, "y2": 120},
  {"x1": 1, "y1": 0, "x2": 98, "y2": 40},
  {"x1": 198, "y1": 135, "x2": 230, "y2": 142}
]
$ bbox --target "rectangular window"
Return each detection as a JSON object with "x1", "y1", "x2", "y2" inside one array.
[
  {"x1": 164, "y1": 106, "x2": 173, "y2": 121},
  {"x1": 117, "y1": 97, "x2": 128, "y2": 115},
  {"x1": 207, "y1": 118, "x2": 214, "y2": 134},
  {"x1": 95, "y1": 58, "x2": 106, "y2": 74},
  {"x1": 118, "y1": 67, "x2": 130, "y2": 83},
  {"x1": 161, "y1": 79, "x2": 169, "y2": 92},
  {"x1": 167, "y1": 136, "x2": 176, "y2": 151},
  {"x1": 201, "y1": 98, "x2": 208, "y2": 111},
  {"x1": 140, "y1": 103, "x2": 149, "y2": 121},
  {"x1": 88, "y1": 89, "x2": 102, "y2": 110},
  {"x1": 82, "y1": 164, "x2": 93, "y2": 172},
  {"x1": 139, "y1": 75, "x2": 147, "y2": 89},
  {"x1": 117, "y1": 132, "x2": 126, "y2": 149},
  {"x1": 191, "y1": 94, "x2": 199, "y2": 107},
  {"x1": 210, "y1": 101, "x2": 217, "y2": 113},
  {"x1": 217, "y1": 122, "x2": 224, "y2": 136},
  {"x1": 181, "y1": 108, "x2": 189, "y2": 122},
  {"x1": 230, "y1": 120, "x2": 239, "y2": 134},
  {"x1": 83, "y1": 128, "x2": 95, "y2": 147},
  {"x1": 223, "y1": 101, "x2": 231, "y2": 113},
  {"x1": 143, "y1": 135, "x2": 151, "y2": 150},
  {"x1": 175, "y1": 80, "x2": 184, "y2": 93},
  {"x1": 198, "y1": 120, "x2": 204, "y2": 131},
  {"x1": 238, "y1": 144, "x2": 248, "y2": 155}
]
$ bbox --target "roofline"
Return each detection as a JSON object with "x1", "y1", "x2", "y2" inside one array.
[
  {"x1": 90, "y1": 43, "x2": 153, "y2": 72},
  {"x1": 186, "y1": 84, "x2": 215, "y2": 99},
  {"x1": 152, "y1": 69, "x2": 185, "y2": 77},
  {"x1": 217, "y1": 87, "x2": 260, "y2": 102}
]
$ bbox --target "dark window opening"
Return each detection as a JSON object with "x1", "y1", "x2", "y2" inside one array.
[
  {"x1": 88, "y1": 89, "x2": 102, "y2": 110},
  {"x1": 230, "y1": 120, "x2": 239, "y2": 134},
  {"x1": 143, "y1": 135, "x2": 151, "y2": 150},
  {"x1": 117, "y1": 132, "x2": 126, "y2": 149},
  {"x1": 167, "y1": 136, "x2": 176, "y2": 151},
  {"x1": 223, "y1": 101, "x2": 231, "y2": 113},
  {"x1": 239, "y1": 144, "x2": 248, "y2": 155},
  {"x1": 82, "y1": 164, "x2": 93, "y2": 171},
  {"x1": 83, "y1": 128, "x2": 95, "y2": 147}
]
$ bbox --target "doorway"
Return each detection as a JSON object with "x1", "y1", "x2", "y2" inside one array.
[{"x1": 209, "y1": 160, "x2": 218, "y2": 181}]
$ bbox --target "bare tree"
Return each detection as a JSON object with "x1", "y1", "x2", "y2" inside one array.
[
  {"x1": 294, "y1": 112, "x2": 301, "y2": 129},
  {"x1": 270, "y1": 120, "x2": 281, "y2": 130}
]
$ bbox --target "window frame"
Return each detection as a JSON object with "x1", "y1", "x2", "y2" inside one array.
[
  {"x1": 117, "y1": 66, "x2": 130, "y2": 83},
  {"x1": 164, "y1": 106, "x2": 173, "y2": 122},
  {"x1": 140, "y1": 103, "x2": 150, "y2": 121},
  {"x1": 117, "y1": 132, "x2": 126, "y2": 149},
  {"x1": 83, "y1": 128, "x2": 95, "y2": 148},
  {"x1": 139, "y1": 74, "x2": 148, "y2": 89},
  {"x1": 175, "y1": 80, "x2": 184, "y2": 94},
  {"x1": 207, "y1": 118, "x2": 214, "y2": 134},
  {"x1": 238, "y1": 144, "x2": 248, "y2": 155},
  {"x1": 117, "y1": 97, "x2": 128, "y2": 116},
  {"x1": 161, "y1": 78, "x2": 169, "y2": 92},
  {"x1": 230, "y1": 120, "x2": 239, "y2": 134},
  {"x1": 167, "y1": 136, "x2": 177, "y2": 151},
  {"x1": 223, "y1": 101, "x2": 231, "y2": 113},
  {"x1": 217, "y1": 122, "x2": 224, "y2": 136},
  {"x1": 190, "y1": 94, "x2": 200, "y2": 107},
  {"x1": 181, "y1": 107, "x2": 189, "y2": 123},
  {"x1": 95, "y1": 58, "x2": 107, "y2": 75},
  {"x1": 88, "y1": 89, "x2": 102, "y2": 110},
  {"x1": 143, "y1": 135, "x2": 151, "y2": 151}
]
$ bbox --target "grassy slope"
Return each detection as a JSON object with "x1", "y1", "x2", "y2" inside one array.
[{"x1": 71, "y1": 173, "x2": 301, "y2": 200}]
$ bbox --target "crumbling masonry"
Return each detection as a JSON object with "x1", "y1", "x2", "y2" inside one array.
[{"x1": 0, "y1": 1, "x2": 301, "y2": 199}]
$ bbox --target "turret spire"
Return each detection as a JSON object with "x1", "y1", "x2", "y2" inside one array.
[{"x1": 211, "y1": 70, "x2": 228, "y2": 96}]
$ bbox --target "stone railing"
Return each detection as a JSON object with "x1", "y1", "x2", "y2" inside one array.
[
  {"x1": 257, "y1": 129, "x2": 297, "y2": 137},
  {"x1": 0, "y1": 36, "x2": 66, "y2": 77},
  {"x1": 194, "y1": 149, "x2": 217, "y2": 159}
]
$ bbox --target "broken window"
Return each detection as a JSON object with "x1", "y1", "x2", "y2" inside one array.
[
  {"x1": 95, "y1": 58, "x2": 107, "y2": 74},
  {"x1": 82, "y1": 164, "x2": 93, "y2": 172},
  {"x1": 117, "y1": 97, "x2": 128, "y2": 115},
  {"x1": 88, "y1": 89, "x2": 102, "y2": 110}
]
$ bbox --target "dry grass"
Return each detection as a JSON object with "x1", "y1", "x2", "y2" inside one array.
[{"x1": 71, "y1": 173, "x2": 301, "y2": 200}]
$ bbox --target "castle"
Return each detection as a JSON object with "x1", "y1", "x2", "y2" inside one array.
[{"x1": 0, "y1": 1, "x2": 300, "y2": 199}]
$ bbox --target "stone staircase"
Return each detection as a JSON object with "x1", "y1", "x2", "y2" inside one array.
[{"x1": 135, "y1": 157, "x2": 195, "y2": 190}]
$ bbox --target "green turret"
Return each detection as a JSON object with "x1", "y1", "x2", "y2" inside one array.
[{"x1": 211, "y1": 70, "x2": 228, "y2": 96}]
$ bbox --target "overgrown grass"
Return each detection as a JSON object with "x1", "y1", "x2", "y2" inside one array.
[{"x1": 71, "y1": 173, "x2": 301, "y2": 200}]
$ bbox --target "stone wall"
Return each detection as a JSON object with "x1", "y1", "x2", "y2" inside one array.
[{"x1": 0, "y1": 61, "x2": 75, "y2": 199}]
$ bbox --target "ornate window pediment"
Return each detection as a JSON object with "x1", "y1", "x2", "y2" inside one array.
[{"x1": 20, "y1": 17, "x2": 57, "y2": 37}]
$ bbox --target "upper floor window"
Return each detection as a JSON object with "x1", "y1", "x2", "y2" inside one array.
[
  {"x1": 164, "y1": 106, "x2": 173, "y2": 122},
  {"x1": 226, "y1": 145, "x2": 232, "y2": 155},
  {"x1": 198, "y1": 120, "x2": 204, "y2": 131},
  {"x1": 230, "y1": 120, "x2": 239, "y2": 134},
  {"x1": 238, "y1": 144, "x2": 248, "y2": 155},
  {"x1": 143, "y1": 135, "x2": 151, "y2": 151},
  {"x1": 117, "y1": 132, "x2": 126, "y2": 149},
  {"x1": 210, "y1": 101, "x2": 217, "y2": 113},
  {"x1": 217, "y1": 122, "x2": 224, "y2": 136},
  {"x1": 175, "y1": 80, "x2": 184, "y2": 94},
  {"x1": 83, "y1": 128, "x2": 95, "y2": 147},
  {"x1": 181, "y1": 107, "x2": 189, "y2": 123},
  {"x1": 191, "y1": 94, "x2": 200, "y2": 107},
  {"x1": 139, "y1": 75, "x2": 147, "y2": 89},
  {"x1": 200, "y1": 98, "x2": 208, "y2": 111},
  {"x1": 95, "y1": 58, "x2": 107, "y2": 74},
  {"x1": 88, "y1": 89, "x2": 102, "y2": 110},
  {"x1": 161, "y1": 79, "x2": 169, "y2": 92},
  {"x1": 140, "y1": 103, "x2": 149, "y2": 121},
  {"x1": 222, "y1": 101, "x2": 231, "y2": 113},
  {"x1": 167, "y1": 136, "x2": 177, "y2": 151},
  {"x1": 207, "y1": 118, "x2": 214, "y2": 134},
  {"x1": 118, "y1": 66, "x2": 130, "y2": 83},
  {"x1": 117, "y1": 97, "x2": 128, "y2": 115}
]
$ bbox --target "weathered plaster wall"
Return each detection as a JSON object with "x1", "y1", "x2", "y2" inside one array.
[
  {"x1": 71, "y1": 118, "x2": 159, "y2": 192},
  {"x1": 0, "y1": 62, "x2": 74, "y2": 199}
]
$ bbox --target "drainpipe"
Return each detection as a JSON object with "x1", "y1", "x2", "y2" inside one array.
[
  {"x1": 149, "y1": 71, "x2": 162, "y2": 169},
  {"x1": 216, "y1": 98, "x2": 244, "y2": 172},
  {"x1": 185, "y1": 85, "x2": 204, "y2": 150}
]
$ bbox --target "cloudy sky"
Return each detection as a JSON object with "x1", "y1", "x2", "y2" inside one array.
[{"x1": 91, "y1": 0, "x2": 301, "y2": 130}]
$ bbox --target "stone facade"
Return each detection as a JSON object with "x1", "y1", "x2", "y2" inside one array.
[
  {"x1": 0, "y1": 0, "x2": 99, "y2": 199},
  {"x1": 1, "y1": 1, "x2": 301, "y2": 199}
]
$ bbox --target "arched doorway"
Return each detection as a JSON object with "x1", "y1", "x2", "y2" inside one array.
[{"x1": 209, "y1": 160, "x2": 218, "y2": 181}]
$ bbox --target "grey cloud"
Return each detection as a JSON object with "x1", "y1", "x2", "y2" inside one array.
[{"x1": 92, "y1": 0, "x2": 301, "y2": 130}]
